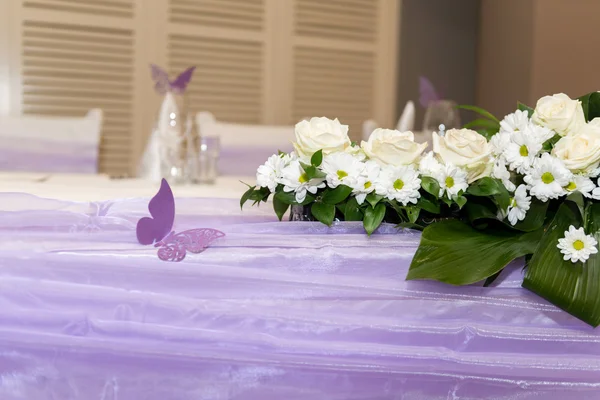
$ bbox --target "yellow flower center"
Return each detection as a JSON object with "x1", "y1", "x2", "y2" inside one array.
[
  {"x1": 393, "y1": 179, "x2": 404, "y2": 190},
  {"x1": 445, "y1": 176, "x2": 455, "y2": 188},
  {"x1": 541, "y1": 172, "x2": 554, "y2": 184},
  {"x1": 566, "y1": 181, "x2": 577, "y2": 191},
  {"x1": 519, "y1": 145, "x2": 529, "y2": 157},
  {"x1": 364, "y1": 181, "x2": 372, "y2": 189},
  {"x1": 510, "y1": 197, "x2": 517, "y2": 207},
  {"x1": 299, "y1": 172, "x2": 309, "y2": 183},
  {"x1": 337, "y1": 170, "x2": 348, "y2": 180},
  {"x1": 573, "y1": 239, "x2": 585, "y2": 251}
]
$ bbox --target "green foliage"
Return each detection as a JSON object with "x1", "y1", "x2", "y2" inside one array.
[
  {"x1": 578, "y1": 92, "x2": 600, "y2": 121},
  {"x1": 523, "y1": 202, "x2": 600, "y2": 327},
  {"x1": 311, "y1": 202, "x2": 336, "y2": 226},
  {"x1": 363, "y1": 203, "x2": 386, "y2": 235},
  {"x1": 321, "y1": 185, "x2": 353, "y2": 205},
  {"x1": 310, "y1": 149, "x2": 323, "y2": 167},
  {"x1": 407, "y1": 220, "x2": 543, "y2": 285}
]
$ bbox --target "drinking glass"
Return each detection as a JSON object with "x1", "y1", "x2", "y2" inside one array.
[
  {"x1": 194, "y1": 136, "x2": 220, "y2": 184},
  {"x1": 423, "y1": 100, "x2": 461, "y2": 134}
]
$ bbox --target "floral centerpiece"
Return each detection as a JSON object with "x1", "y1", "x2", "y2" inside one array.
[{"x1": 241, "y1": 91, "x2": 600, "y2": 327}]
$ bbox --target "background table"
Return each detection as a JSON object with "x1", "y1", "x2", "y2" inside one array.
[{"x1": 0, "y1": 172, "x2": 254, "y2": 201}]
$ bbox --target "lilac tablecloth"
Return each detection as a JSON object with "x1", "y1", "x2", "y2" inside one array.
[{"x1": 1, "y1": 194, "x2": 600, "y2": 399}]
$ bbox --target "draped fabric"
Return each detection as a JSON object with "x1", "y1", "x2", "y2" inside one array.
[{"x1": 1, "y1": 194, "x2": 600, "y2": 399}]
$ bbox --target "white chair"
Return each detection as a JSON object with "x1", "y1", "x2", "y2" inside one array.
[
  {"x1": 196, "y1": 112, "x2": 295, "y2": 176},
  {"x1": 0, "y1": 109, "x2": 103, "y2": 173}
]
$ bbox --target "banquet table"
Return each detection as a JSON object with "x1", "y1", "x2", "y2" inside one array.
[{"x1": 1, "y1": 175, "x2": 600, "y2": 399}]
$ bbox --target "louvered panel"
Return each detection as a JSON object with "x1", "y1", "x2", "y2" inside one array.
[
  {"x1": 23, "y1": 0, "x2": 134, "y2": 18},
  {"x1": 293, "y1": 47, "x2": 373, "y2": 140},
  {"x1": 168, "y1": 34, "x2": 263, "y2": 124},
  {"x1": 169, "y1": 0, "x2": 264, "y2": 31},
  {"x1": 295, "y1": 0, "x2": 378, "y2": 42},
  {"x1": 21, "y1": 20, "x2": 135, "y2": 175}
]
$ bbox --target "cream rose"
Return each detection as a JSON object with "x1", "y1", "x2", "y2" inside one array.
[
  {"x1": 552, "y1": 119, "x2": 600, "y2": 173},
  {"x1": 360, "y1": 128, "x2": 427, "y2": 166},
  {"x1": 432, "y1": 128, "x2": 493, "y2": 183},
  {"x1": 293, "y1": 117, "x2": 351, "y2": 158},
  {"x1": 532, "y1": 93, "x2": 585, "y2": 136}
]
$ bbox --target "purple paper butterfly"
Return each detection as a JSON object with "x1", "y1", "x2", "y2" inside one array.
[
  {"x1": 150, "y1": 65, "x2": 196, "y2": 95},
  {"x1": 136, "y1": 179, "x2": 225, "y2": 262},
  {"x1": 419, "y1": 76, "x2": 442, "y2": 108}
]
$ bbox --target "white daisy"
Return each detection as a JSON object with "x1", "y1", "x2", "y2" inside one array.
[
  {"x1": 565, "y1": 174, "x2": 596, "y2": 198},
  {"x1": 280, "y1": 160, "x2": 326, "y2": 203},
  {"x1": 523, "y1": 153, "x2": 570, "y2": 201},
  {"x1": 418, "y1": 151, "x2": 443, "y2": 177},
  {"x1": 375, "y1": 165, "x2": 421, "y2": 205},
  {"x1": 505, "y1": 184, "x2": 531, "y2": 225},
  {"x1": 434, "y1": 163, "x2": 468, "y2": 199},
  {"x1": 321, "y1": 152, "x2": 363, "y2": 188},
  {"x1": 557, "y1": 225, "x2": 598, "y2": 263},
  {"x1": 256, "y1": 153, "x2": 292, "y2": 192},
  {"x1": 351, "y1": 160, "x2": 380, "y2": 205},
  {"x1": 527, "y1": 122, "x2": 555, "y2": 144},
  {"x1": 491, "y1": 159, "x2": 516, "y2": 192},
  {"x1": 499, "y1": 110, "x2": 530, "y2": 135},
  {"x1": 489, "y1": 131, "x2": 511, "y2": 157},
  {"x1": 504, "y1": 130, "x2": 542, "y2": 174}
]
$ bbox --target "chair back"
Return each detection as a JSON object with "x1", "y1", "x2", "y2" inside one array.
[
  {"x1": 0, "y1": 109, "x2": 103, "y2": 173},
  {"x1": 196, "y1": 112, "x2": 295, "y2": 176}
]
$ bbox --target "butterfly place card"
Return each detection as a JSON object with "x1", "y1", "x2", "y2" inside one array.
[{"x1": 136, "y1": 179, "x2": 225, "y2": 262}]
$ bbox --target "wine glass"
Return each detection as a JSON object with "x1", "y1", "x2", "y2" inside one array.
[{"x1": 423, "y1": 100, "x2": 461, "y2": 134}]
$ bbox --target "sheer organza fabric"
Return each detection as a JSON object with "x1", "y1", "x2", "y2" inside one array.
[{"x1": 1, "y1": 194, "x2": 599, "y2": 399}]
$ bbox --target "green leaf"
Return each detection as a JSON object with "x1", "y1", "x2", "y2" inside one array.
[
  {"x1": 278, "y1": 150, "x2": 286, "y2": 156},
  {"x1": 397, "y1": 222, "x2": 424, "y2": 231},
  {"x1": 458, "y1": 105, "x2": 499, "y2": 123},
  {"x1": 454, "y1": 195, "x2": 467, "y2": 209},
  {"x1": 311, "y1": 149, "x2": 323, "y2": 167},
  {"x1": 566, "y1": 191, "x2": 585, "y2": 219},
  {"x1": 578, "y1": 92, "x2": 600, "y2": 121},
  {"x1": 464, "y1": 118, "x2": 500, "y2": 131},
  {"x1": 248, "y1": 186, "x2": 270, "y2": 202},
  {"x1": 321, "y1": 185, "x2": 353, "y2": 205},
  {"x1": 404, "y1": 206, "x2": 420, "y2": 223},
  {"x1": 240, "y1": 185, "x2": 256, "y2": 209},
  {"x1": 421, "y1": 176, "x2": 440, "y2": 198},
  {"x1": 511, "y1": 199, "x2": 548, "y2": 232},
  {"x1": 366, "y1": 193, "x2": 384, "y2": 208},
  {"x1": 542, "y1": 134, "x2": 562, "y2": 152},
  {"x1": 301, "y1": 163, "x2": 326, "y2": 180},
  {"x1": 311, "y1": 202, "x2": 336, "y2": 226},
  {"x1": 465, "y1": 196, "x2": 548, "y2": 233},
  {"x1": 363, "y1": 202, "x2": 386, "y2": 235},
  {"x1": 416, "y1": 194, "x2": 440, "y2": 214},
  {"x1": 467, "y1": 177, "x2": 503, "y2": 196},
  {"x1": 483, "y1": 269, "x2": 503, "y2": 287},
  {"x1": 273, "y1": 192, "x2": 290, "y2": 221},
  {"x1": 523, "y1": 202, "x2": 600, "y2": 327},
  {"x1": 274, "y1": 190, "x2": 296, "y2": 205},
  {"x1": 407, "y1": 220, "x2": 543, "y2": 285},
  {"x1": 344, "y1": 196, "x2": 364, "y2": 221},
  {"x1": 517, "y1": 102, "x2": 534, "y2": 117}
]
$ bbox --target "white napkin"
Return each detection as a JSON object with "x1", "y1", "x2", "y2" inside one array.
[{"x1": 397, "y1": 101, "x2": 415, "y2": 132}]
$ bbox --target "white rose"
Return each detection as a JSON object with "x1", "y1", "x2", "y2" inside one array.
[
  {"x1": 552, "y1": 119, "x2": 600, "y2": 173},
  {"x1": 532, "y1": 93, "x2": 585, "y2": 136},
  {"x1": 361, "y1": 128, "x2": 427, "y2": 166},
  {"x1": 293, "y1": 117, "x2": 351, "y2": 159},
  {"x1": 432, "y1": 128, "x2": 493, "y2": 183}
]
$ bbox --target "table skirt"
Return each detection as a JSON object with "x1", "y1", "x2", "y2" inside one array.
[{"x1": 1, "y1": 194, "x2": 599, "y2": 399}]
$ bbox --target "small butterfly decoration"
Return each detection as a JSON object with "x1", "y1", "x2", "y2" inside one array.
[
  {"x1": 150, "y1": 64, "x2": 196, "y2": 95},
  {"x1": 419, "y1": 76, "x2": 444, "y2": 108},
  {"x1": 136, "y1": 179, "x2": 225, "y2": 262}
]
